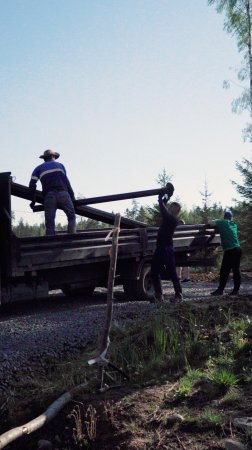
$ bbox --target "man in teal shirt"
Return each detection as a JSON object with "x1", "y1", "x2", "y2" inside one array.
[{"x1": 208, "y1": 210, "x2": 242, "y2": 296}]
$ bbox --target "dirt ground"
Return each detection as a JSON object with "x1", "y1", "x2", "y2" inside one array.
[
  {"x1": 3, "y1": 362, "x2": 252, "y2": 450},
  {"x1": 1, "y1": 272, "x2": 252, "y2": 450},
  {"x1": 65, "y1": 380, "x2": 252, "y2": 450}
]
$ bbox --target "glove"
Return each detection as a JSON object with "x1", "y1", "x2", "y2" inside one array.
[
  {"x1": 158, "y1": 192, "x2": 168, "y2": 204},
  {"x1": 158, "y1": 192, "x2": 163, "y2": 202},
  {"x1": 163, "y1": 194, "x2": 169, "y2": 204},
  {"x1": 29, "y1": 201, "x2": 35, "y2": 210}
]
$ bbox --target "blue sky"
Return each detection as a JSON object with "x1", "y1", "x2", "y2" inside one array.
[{"x1": 1, "y1": 0, "x2": 251, "y2": 225}]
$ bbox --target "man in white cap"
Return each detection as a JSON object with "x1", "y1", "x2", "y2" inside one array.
[
  {"x1": 208, "y1": 210, "x2": 242, "y2": 296},
  {"x1": 29, "y1": 149, "x2": 76, "y2": 236}
]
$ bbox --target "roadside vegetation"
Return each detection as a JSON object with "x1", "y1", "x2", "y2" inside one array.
[{"x1": 1, "y1": 297, "x2": 252, "y2": 449}]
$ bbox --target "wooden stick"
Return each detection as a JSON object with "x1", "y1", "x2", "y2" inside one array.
[
  {"x1": 98, "y1": 214, "x2": 121, "y2": 387},
  {"x1": 0, "y1": 380, "x2": 89, "y2": 449},
  {"x1": 0, "y1": 392, "x2": 71, "y2": 449},
  {"x1": 100, "y1": 213, "x2": 121, "y2": 355},
  {"x1": 87, "y1": 213, "x2": 128, "y2": 381}
]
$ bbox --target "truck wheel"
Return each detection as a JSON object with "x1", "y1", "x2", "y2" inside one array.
[
  {"x1": 123, "y1": 264, "x2": 154, "y2": 301},
  {"x1": 62, "y1": 285, "x2": 95, "y2": 298}
]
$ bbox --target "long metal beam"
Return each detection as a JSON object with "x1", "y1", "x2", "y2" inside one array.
[
  {"x1": 73, "y1": 187, "x2": 169, "y2": 206},
  {"x1": 11, "y1": 181, "x2": 147, "y2": 228},
  {"x1": 25, "y1": 186, "x2": 170, "y2": 211}
]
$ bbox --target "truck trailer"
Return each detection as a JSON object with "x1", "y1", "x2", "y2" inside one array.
[{"x1": 0, "y1": 172, "x2": 220, "y2": 304}]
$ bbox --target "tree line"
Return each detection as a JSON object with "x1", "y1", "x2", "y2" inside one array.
[{"x1": 12, "y1": 156, "x2": 252, "y2": 265}]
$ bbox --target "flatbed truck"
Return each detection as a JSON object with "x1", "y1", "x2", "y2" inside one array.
[{"x1": 0, "y1": 172, "x2": 220, "y2": 304}]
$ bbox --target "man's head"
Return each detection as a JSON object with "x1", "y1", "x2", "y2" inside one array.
[
  {"x1": 169, "y1": 202, "x2": 181, "y2": 217},
  {"x1": 39, "y1": 149, "x2": 60, "y2": 161},
  {"x1": 224, "y1": 210, "x2": 233, "y2": 220}
]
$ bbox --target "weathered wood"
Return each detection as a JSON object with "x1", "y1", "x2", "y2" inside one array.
[
  {"x1": 86, "y1": 214, "x2": 129, "y2": 380},
  {"x1": 0, "y1": 392, "x2": 72, "y2": 449},
  {"x1": 0, "y1": 381, "x2": 90, "y2": 449},
  {"x1": 100, "y1": 213, "x2": 121, "y2": 355}
]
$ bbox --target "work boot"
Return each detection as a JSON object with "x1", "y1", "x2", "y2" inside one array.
[
  {"x1": 170, "y1": 293, "x2": 183, "y2": 303},
  {"x1": 211, "y1": 288, "x2": 223, "y2": 296},
  {"x1": 150, "y1": 293, "x2": 164, "y2": 304},
  {"x1": 229, "y1": 289, "x2": 239, "y2": 296},
  {"x1": 181, "y1": 278, "x2": 190, "y2": 283},
  {"x1": 155, "y1": 294, "x2": 164, "y2": 303}
]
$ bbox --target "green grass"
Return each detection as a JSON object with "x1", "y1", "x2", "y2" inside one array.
[
  {"x1": 220, "y1": 387, "x2": 243, "y2": 406},
  {"x1": 200, "y1": 407, "x2": 223, "y2": 427},
  {"x1": 208, "y1": 368, "x2": 239, "y2": 390},
  {"x1": 3, "y1": 301, "x2": 252, "y2": 439},
  {"x1": 177, "y1": 369, "x2": 203, "y2": 396}
]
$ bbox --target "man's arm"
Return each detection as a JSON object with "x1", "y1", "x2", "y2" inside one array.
[
  {"x1": 158, "y1": 193, "x2": 174, "y2": 220},
  {"x1": 65, "y1": 177, "x2": 75, "y2": 201},
  {"x1": 202, "y1": 220, "x2": 219, "y2": 235},
  {"x1": 28, "y1": 171, "x2": 38, "y2": 209},
  {"x1": 62, "y1": 164, "x2": 75, "y2": 201},
  {"x1": 208, "y1": 220, "x2": 217, "y2": 226}
]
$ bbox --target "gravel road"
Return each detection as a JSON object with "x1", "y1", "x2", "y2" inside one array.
[{"x1": 1, "y1": 278, "x2": 252, "y2": 395}]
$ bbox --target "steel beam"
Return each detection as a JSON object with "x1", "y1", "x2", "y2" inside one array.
[
  {"x1": 73, "y1": 186, "x2": 170, "y2": 206},
  {"x1": 11, "y1": 181, "x2": 146, "y2": 228}
]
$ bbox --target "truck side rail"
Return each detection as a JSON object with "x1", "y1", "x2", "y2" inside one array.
[{"x1": 11, "y1": 225, "x2": 220, "y2": 276}]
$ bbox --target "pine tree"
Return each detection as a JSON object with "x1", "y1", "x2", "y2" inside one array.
[
  {"x1": 208, "y1": 0, "x2": 252, "y2": 139},
  {"x1": 232, "y1": 156, "x2": 252, "y2": 260}
]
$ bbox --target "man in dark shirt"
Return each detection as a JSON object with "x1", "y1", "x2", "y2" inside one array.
[
  {"x1": 151, "y1": 194, "x2": 183, "y2": 303},
  {"x1": 29, "y1": 149, "x2": 76, "y2": 236}
]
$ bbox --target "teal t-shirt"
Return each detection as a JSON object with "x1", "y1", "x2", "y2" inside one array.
[{"x1": 215, "y1": 219, "x2": 240, "y2": 251}]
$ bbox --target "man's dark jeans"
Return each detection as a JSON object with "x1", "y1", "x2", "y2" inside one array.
[
  {"x1": 44, "y1": 190, "x2": 76, "y2": 236},
  {"x1": 219, "y1": 247, "x2": 242, "y2": 292},
  {"x1": 151, "y1": 244, "x2": 182, "y2": 296}
]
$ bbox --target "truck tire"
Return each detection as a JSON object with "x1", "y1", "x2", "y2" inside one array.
[
  {"x1": 61, "y1": 284, "x2": 95, "y2": 298},
  {"x1": 123, "y1": 264, "x2": 154, "y2": 301}
]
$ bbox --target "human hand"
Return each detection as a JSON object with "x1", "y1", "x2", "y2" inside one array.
[
  {"x1": 163, "y1": 194, "x2": 169, "y2": 204},
  {"x1": 158, "y1": 192, "x2": 163, "y2": 202}
]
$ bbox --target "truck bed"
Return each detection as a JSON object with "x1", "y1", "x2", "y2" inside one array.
[{"x1": 12, "y1": 225, "x2": 219, "y2": 275}]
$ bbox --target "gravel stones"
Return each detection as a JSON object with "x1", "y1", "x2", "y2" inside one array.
[
  {"x1": 0, "y1": 300, "x2": 156, "y2": 393},
  {"x1": 0, "y1": 279, "x2": 251, "y2": 395}
]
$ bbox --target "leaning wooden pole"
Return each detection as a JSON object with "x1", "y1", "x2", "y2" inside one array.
[
  {"x1": 99, "y1": 213, "x2": 121, "y2": 387},
  {"x1": 101, "y1": 213, "x2": 121, "y2": 355},
  {"x1": 87, "y1": 213, "x2": 128, "y2": 382}
]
